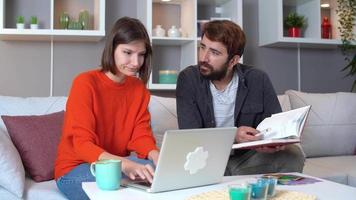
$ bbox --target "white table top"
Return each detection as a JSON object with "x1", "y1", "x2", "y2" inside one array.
[{"x1": 82, "y1": 173, "x2": 356, "y2": 200}]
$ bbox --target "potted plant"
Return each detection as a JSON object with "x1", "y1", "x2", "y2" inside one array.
[
  {"x1": 30, "y1": 16, "x2": 38, "y2": 29},
  {"x1": 16, "y1": 16, "x2": 25, "y2": 29},
  {"x1": 284, "y1": 13, "x2": 306, "y2": 37},
  {"x1": 337, "y1": 0, "x2": 356, "y2": 92}
]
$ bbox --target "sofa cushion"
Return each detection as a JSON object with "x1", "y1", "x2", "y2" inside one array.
[
  {"x1": 2, "y1": 111, "x2": 65, "y2": 182},
  {"x1": 0, "y1": 185, "x2": 20, "y2": 200},
  {"x1": 305, "y1": 156, "x2": 356, "y2": 186},
  {"x1": 348, "y1": 171, "x2": 356, "y2": 188},
  {"x1": 286, "y1": 90, "x2": 356, "y2": 157},
  {"x1": 0, "y1": 130, "x2": 25, "y2": 198},
  {"x1": 24, "y1": 178, "x2": 67, "y2": 200},
  {"x1": 277, "y1": 94, "x2": 291, "y2": 112},
  {"x1": 149, "y1": 95, "x2": 178, "y2": 147},
  {"x1": 303, "y1": 158, "x2": 349, "y2": 185}
]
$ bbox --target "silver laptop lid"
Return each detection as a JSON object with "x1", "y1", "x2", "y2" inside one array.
[{"x1": 148, "y1": 127, "x2": 236, "y2": 193}]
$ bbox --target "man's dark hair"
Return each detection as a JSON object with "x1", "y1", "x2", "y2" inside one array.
[{"x1": 202, "y1": 20, "x2": 246, "y2": 59}]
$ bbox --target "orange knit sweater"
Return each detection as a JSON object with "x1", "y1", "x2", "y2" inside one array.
[{"x1": 54, "y1": 69, "x2": 157, "y2": 179}]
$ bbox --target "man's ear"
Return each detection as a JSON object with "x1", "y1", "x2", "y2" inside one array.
[{"x1": 229, "y1": 55, "x2": 240, "y2": 67}]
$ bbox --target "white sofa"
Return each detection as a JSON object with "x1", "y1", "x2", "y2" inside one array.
[{"x1": 0, "y1": 90, "x2": 355, "y2": 199}]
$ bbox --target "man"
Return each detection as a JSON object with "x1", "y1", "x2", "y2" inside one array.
[{"x1": 176, "y1": 20, "x2": 305, "y2": 175}]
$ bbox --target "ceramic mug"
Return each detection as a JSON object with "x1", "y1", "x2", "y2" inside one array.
[{"x1": 90, "y1": 159, "x2": 121, "y2": 190}]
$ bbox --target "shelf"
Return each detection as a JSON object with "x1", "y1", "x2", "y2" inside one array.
[
  {"x1": 148, "y1": 83, "x2": 176, "y2": 90},
  {"x1": 152, "y1": 37, "x2": 195, "y2": 45},
  {"x1": 258, "y1": 0, "x2": 356, "y2": 48},
  {"x1": 261, "y1": 37, "x2": 347, "y2": 49},
  {"x1": 0, "y1": 0, "x2": 105, "y2": 41},
  {"x1": 0, "y1": 28, "x2": 105, "y2": 41}
]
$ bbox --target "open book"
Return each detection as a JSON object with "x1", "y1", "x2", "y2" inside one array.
[{"x1": 232, "y1": 105, "x2": 311, "y2": 149}]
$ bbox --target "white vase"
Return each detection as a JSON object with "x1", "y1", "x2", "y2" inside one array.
[
  {"x1": 168, "y1": 25, "x2": 180, "y2": 37},
  {"x1": 153, "y1": 25, "x2": 165, "y2": 37},
  {"x1": 16, "y1": 23, "x2": 25, "y2": 29},
  {"x1": 30, "y1": 24, "x2": 38, "y2": 29}
]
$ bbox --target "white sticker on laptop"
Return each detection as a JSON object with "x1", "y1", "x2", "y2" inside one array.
[{"x1": 184, "y1": 147, "x2": 209, "y2": 174}]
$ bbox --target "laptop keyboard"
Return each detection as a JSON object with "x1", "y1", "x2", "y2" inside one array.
[{"x1": 131, "y1": 180, "x2": 152, "y2": 187}]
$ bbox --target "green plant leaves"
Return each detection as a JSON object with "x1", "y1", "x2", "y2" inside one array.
[
  {"x1": 337, "y1": 0, "x2": 356, "y2": 92},
  {"x1": 284, "y1": 13, "x2": 306, "y2": 29}
]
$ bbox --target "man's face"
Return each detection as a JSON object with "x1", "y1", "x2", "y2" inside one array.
[{"x1": 198, "y1": 36, "x2": 230, "y2": 81}]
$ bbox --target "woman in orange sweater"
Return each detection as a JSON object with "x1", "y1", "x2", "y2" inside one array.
[{"x1": 55, "y1": 17, "x2": 159, "y2": 200}]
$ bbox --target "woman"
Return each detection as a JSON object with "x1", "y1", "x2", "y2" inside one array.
[{"x1": 55, "y1": 17, "x2": 159, "y2": 200}]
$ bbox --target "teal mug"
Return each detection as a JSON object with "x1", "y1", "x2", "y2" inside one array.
[{"x1": 90, "y1": 159, "x2": 121, "y2": 190}]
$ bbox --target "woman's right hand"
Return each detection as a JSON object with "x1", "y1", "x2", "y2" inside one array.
[
  {"x1": 121, "y1": 159, "x2": 154, "y2": 183},
  {"x1": 121, "y1": 158, "x2": 155, "y2": 183},
  {"x1": 98, "y1": 151, "x2": 155, "y2": 183}
]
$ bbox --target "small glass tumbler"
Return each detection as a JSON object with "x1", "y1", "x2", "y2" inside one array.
[
  {"x1": 228, "y1": 183, "x2": 251, "y2": 200},
  {"x1": 259, "y1": 176, "x2": 278, "y2": 197},
  {"x1": 249, "y1": 179, "x2": 268, "y2": 200}
]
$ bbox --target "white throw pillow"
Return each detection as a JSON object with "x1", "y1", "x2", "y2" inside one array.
[
  {"x1": 149, "y1": 96, "x2": 178, "y2": 147},
  {"x1": 0, "y1": 130, "x2": 25, "y2": 198}
]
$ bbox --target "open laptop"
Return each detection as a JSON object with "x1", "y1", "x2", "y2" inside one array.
[{"x1": 121, "y1": 127, "x2": 236, "y2": 193}]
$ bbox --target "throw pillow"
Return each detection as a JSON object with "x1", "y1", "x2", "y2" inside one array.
[
  {"x1": 1, "y1": 111, "x2": 65, "y2": 182},
  {"x1": 0, "y1": 130, "x2": 25, "y2": 198},
  {"x1": 149, "y1": 96, "x2": 178, "y2": 148}
]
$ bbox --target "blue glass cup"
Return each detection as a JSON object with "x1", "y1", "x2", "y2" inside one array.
[
  {"x1": 259, "y1": 176, "x2": 278, "y2": 197},
  {"x1": 249, "y1": 179, "x2": 268, "y2": 200}
]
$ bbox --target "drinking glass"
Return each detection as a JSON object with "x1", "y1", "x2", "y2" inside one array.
[{"x1": 228, "y1": 183, "x2": 251, "y2": 200}]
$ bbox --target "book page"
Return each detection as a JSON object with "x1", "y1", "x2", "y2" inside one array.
[{"x1": 256, "y1": 106, "x2": 310, "y2": 140}]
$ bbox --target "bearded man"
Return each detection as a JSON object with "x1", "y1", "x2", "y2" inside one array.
[{"x1": 176, "y1": 20, "x2": 305, "y2": 175}]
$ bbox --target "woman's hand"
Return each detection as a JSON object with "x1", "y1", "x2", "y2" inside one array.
[
  {"x1": 98, "y1": 151, "x2": 155, "y2": 183},
  {"x1": 148, "y1": 149, "x2": 160, "y2": 166},
  {"x1": 121, "y1": 158, "x2": 155, "y2": 183}
]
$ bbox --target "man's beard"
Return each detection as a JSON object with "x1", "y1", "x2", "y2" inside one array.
[{"x1": 198, "y1": 61, "x2": 229, "y2": 81}]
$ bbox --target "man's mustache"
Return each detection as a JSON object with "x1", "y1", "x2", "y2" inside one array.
[{"x1": 198, "y1": 61, "x2": 214, "y2": 71}]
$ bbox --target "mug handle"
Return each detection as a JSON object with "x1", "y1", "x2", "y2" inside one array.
[{"x1": 90, "y1": 162, "x2": 96, "y2": 177}]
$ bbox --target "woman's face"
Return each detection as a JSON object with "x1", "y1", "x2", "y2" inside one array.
[{"x1": 114, "y1": 40, "x2": 146, "y2": 77}]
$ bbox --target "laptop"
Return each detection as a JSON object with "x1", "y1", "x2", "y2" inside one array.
[{"x1": 121, "y1": 127, "x2": 237, "y2": 193}]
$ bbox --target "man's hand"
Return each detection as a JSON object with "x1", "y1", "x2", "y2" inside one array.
[
  {"x1": 235, "y1": 126, "x2": 261, "y2": 143},
  {"x1": 236, "y1": 126, "x2": 286, "y2": 154}
]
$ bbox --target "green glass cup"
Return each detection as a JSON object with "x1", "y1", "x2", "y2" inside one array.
[
  {"x1": 228, "y1": 183, "x2": 251, "y2": 200},
  {"x1": 79, "y1": 10, "x2": 90, "y2": 30},
  {"x1": 90, "y1": 159, "x2": 121, "y2": 190},
  {"x1": 68, "y1": 21, "x2": 83, "y2": 30},
  {"x1": 59, "y1": 12, "x2": 70, "y2": 29}
]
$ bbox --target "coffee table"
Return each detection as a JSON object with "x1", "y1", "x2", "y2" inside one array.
[{"x1": 82, "y1": 173, "x2": 356, "y2": 200}]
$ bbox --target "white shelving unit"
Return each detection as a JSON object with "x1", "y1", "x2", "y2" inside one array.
[
  {"x1": 0, "y1": 0, "x2": 105, "y2": 96},
  {"x1": 258, "y1": 0, "x2": 356, "y2": 48},
  {"x1": 0, "y1": 0, "x2": 105, "y2": 41},
  {"x1": 138, "y1": 0, "x2": 243, "y2": 90},
  {"x1": 258, "y1": 0, "x2": 356, "y2": 91}
]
